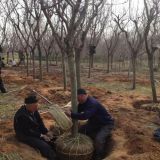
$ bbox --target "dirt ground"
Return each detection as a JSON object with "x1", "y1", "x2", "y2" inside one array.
[{"x1": 0, "y1": 66, "x2": 160, "y2": 160}]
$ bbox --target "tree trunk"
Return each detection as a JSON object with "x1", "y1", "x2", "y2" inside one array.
[
  {"x1": 62, "y1": 52, "x2": 67, "y2": 91},
  {"x1": 26, "y1": 52, "x2": 29, "y2": 76},
  {"x1": 32, "y1": 50, "x2": 36, "y2": 79},
  {"x1": 158, "y1": 50, "x2": 160, "y2": 69},
  {"x1": 7, "y1": 52, "x2": 9, "y2": 64},
  {"x1": 111, "y1": 55, "x2": 114, "y2": 70},
  {"x1": 91, "y1": 54, "x2": 94, "y2": 68},
  {"x1": 12, "y1": 50, "x2": 14, "y2": 60},
  {"x1": 153, "y1": 54, "x2": 156, "y2": 69},
  {"x1": 131, "y1": 55, "x2": 136, "y2": 90},
  {"x1": 88, "y1": 54, "x2": 92, "y2": 78},
  {"x1": 37, "y1": 44, "x2": 43, "y2": 81},
  {"x1": 118, "y1": 60, "x2": 121, "y2": 72},
  {"x1": 75, "y1": 50, "x2": 81, "y2": 89},
  {"x1": 29, "y1": 52, "x2": 32, "y2": 66},
  {"x1": 56, "y1": 54, "x2": 58, "y2": 65},
  {"x1": 49, "y1": 53, "x2": 52, "y2": 65},
  {"x1": 128, "y1": 58, "x2": 132, "y2": 78},
  {"x1": 148, "y1": 53, "x2": 157, "y2": 102},
  {"x1": 46, "y1": 53, "x2": 49, "y2": 73},
  {"x1": 67, "y1": 48, "x2": 78, "y2": 137},
  {"x1": 107, "y1": 53, "x2": 110, "y2": 73}
]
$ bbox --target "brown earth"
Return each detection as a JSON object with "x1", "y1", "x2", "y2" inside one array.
[{"x1": 0, "y1": 67, "x2": 160, "y2": 160}]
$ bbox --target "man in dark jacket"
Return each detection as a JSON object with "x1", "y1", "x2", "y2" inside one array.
[
  {"x1": 14, "y1": 95, "x2": 56, "y2": 160},
  {"x1": 153, "y1": 111, "x2": 160, "y2": 142},
  {"x1": 0, "y1": 57, "x2": 6, "y2": 93},
  {"x1": 66, "y1": 88, "x2": 114, "y2": 160}
]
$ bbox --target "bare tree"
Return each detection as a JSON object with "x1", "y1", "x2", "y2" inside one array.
[
  {"x1": 87, "y1": 5, "x2": 110, "y2": 78},
  {"x1": 41, "y1": 30, "x2": 54, "y2": 73},
  {"x1": 24, "y1": 0, "x2": 49, "y2": 81},
  {"x1": 6, "y1": 0, "x2": 35, "y2": 76},
  {"x1": 40, "y1": 0, "x2": 105, "y2": 136},
  {"x1": 0, "y1": 0, "x2": 10, "y2": 47},
  {"x1": 143, "y1": 0, "x2": 160, "y2": 102},
  {"x1": 104, "y1": 24, "x2": 121, "y2": 73},
  {"x1": 74, "y1": 0, "x2": 110, "y2": 88},
  {"x1": 7, "y1": 0, "x2": 49, "y2": 80},
  {"x1": 114, "y1": 12, "x2": 144, "y2": 89}
]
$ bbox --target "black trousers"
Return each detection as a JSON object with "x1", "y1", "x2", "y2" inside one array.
[
  {"x1": 17, "y1": 135, "x2": 56, "y2": 160},
  {"x1": 0, "y1": 77, "x2": 6, "y2": 93},
  {"x1": 79, "y1": 123, "x2": 114, "y2": 157},
  {"x1": 154, "y1": 128, "x2": 160, "y2": 142}
]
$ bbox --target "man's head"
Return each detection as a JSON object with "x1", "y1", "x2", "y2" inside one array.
[
  {"x1": 77, "y1": 88, "x2": 88, "y2": 104},
  {"x1": 25, "y1": 95, "x2": 38, "y2": 112}
]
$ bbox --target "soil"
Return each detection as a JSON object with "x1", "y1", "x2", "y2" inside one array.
[{"x1": 0, "y1": 67, "x2": 160, "y2": 160}]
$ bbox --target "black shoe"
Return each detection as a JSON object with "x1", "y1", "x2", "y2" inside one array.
[{"x1": 1, "y1": 88, "x2": 7, "y2": 93}]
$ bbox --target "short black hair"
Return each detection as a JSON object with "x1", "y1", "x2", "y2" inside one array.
[{"x1": 77, "y1": 88, "x2": 87, "y2": 95}]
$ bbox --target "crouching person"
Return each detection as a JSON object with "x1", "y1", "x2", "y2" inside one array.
[
  {"x1": 14, "y1": 95, "x2": 56, "y2": 160},
  {"x1": 66, "y1": 88, "x2": 115, "y2": 160},
  {"x1": 0, "y1": 77, "x2": 6, "y2": 93},
  {"x1": 153, "y1": 111, "x2": 160, "y2": 142},
  {"x1": 153, "y1": 128, "x2": 160, "y2": 141}
]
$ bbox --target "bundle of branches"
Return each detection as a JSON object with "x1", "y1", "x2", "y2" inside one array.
[
  {"x1": 33, "y1": 89, "x2": 72, "y2": 132},
  {"x1": 47, "y1": 104, "x2": 72, "y2": 132}
]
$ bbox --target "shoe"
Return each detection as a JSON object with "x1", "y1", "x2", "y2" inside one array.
[{"x1": 1, "y1": 89, "x2": 7, "y2": 93}]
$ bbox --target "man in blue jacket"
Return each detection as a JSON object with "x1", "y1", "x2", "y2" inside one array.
[
  {"x1": 67, "y1": 88, "x2": 114, "y2": 160},
  {"x1": 14, "y1": 95, "x2": 56, "y2": 160}
]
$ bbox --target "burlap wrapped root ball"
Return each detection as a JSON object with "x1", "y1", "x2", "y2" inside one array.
[{"x1": 55, "y1": 133, "x2": 94, "y2": 160}]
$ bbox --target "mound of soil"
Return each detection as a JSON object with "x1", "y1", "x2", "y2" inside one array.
[{"x1": 125, "y1": 135, "x2": 160, "y2": 155}]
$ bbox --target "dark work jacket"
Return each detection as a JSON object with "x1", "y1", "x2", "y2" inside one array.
[
  {"x1": 14, "y1": 105, "x2": 48, "y2": 138},
  {"x1": 71, "y1": 96, "x2": 114, "y2": 126}
]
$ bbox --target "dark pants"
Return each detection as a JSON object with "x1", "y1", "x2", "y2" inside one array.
[
  {"x1": 17, "y1": 135, "x2": 56, "y2": 160},
  {"x1": 0, "y1": 77, "x2": 6, "y2": 93},
  {"x1": 79, "y1": 123, "x2": 114, "y2": 157},
  {"x1": 153, "y1": 128, "x2": 160, "y2": 142}
]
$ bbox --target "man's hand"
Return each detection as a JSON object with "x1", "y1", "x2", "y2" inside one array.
[
  {"x1": 65, "y1": 110, "x2": 71, "y2": 117},
  {"x1": 46, "y1": 131, "x2": 54, "y2": 139},
  {"x1": 40, "y1": 134, "x2": 51, "y2": 142}
]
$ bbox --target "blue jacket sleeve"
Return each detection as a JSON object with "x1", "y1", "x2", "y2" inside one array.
[{"x1": 71, "y1": 106, "x2": 97, "y2": 120}]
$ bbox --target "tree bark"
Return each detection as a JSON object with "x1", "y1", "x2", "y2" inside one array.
[
  {"x1": 62, "y1": 52, "x2": 67, "y2": 91},
  {"x1": 55, "y1": 54, "x2": 58, "y2": 66},
  {"x1": 7, "y1": 52, "x2": 9, "y2": 64},
  {"x1": 37, "y1": 44, "x2": 43, "y2": 81},
  {"x1": 111, "y1": 54, "x2": 114, "y2": 70},
  {"x1": 107, "y1": 53, "x2": 110, "y2": 73},
  {"x1": 131, "y1": 55, "x2": 136, "y2": 89},
  {"x1": 91, "y1": 54, "x2": 94, "y2": 68},
  {"x1": 148, "y1": 54, "x2": 157, "y2": 102},
  {"x1": 32, "y1": 50, "x2": 36, "y2": 79},
  {"x1": 158, "y1": 50, "x2": 160, "y2": 69},
  {"x1": 88, "y1": 54, "x2": 92, "y2": 78},
  {"x1": 12, "y1": 50, "x2": 14, "y2": 60},
  {"x1": 75, "y1": 50, "x2": 81, "y2": 89},
  {"x1": 29, "y1": 52, "x2": 32, "y2": 66},
  {"x1": 26, "y1": 52, "x2": 29, "y2": 76},
  {"x1": 46, "y1": 53, "x2": 49, "y2": 73},
  {"x1": 67, "y1": 48, "x2": 78, "y2": 137}
]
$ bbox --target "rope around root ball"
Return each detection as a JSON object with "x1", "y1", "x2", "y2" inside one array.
[{"x1": 55, "y1": 133, "x2": 94, "y2": 160}]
